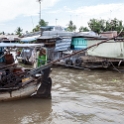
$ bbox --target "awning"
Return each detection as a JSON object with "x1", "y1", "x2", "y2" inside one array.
[
  {"x1": 0, "y1": 43, "x2": 44, "y2": 48},
  {"x1": 20, "y1": 35, "x2": 40, "y2": 43}
]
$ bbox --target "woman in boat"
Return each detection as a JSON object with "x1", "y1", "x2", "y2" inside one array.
[{"x1": 37, "y1": 48, "x2": 47, "y2": 67}]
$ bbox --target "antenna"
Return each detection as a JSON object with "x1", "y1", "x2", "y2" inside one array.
[
  {"x1": 37, "y1": 0, "x2": 42, "y2": 22},
  {"x1": 31, "y1": 16, "x2": 34, "y2": 29}
]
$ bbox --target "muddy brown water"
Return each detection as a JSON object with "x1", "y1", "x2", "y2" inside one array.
[{"x1": 0, "y1": 67, "x2": 124, "y2": 124}]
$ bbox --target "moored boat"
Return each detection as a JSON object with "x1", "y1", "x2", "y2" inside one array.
[
  {"x1": 41, "y1": 34, "x2": 124, "y2": 70},
  {"x1": 19, "y1": 28, "x2": 124, "y2": 71},
  {"x1": 0, "y1": 43, "x2": 52, "y2": 101}
]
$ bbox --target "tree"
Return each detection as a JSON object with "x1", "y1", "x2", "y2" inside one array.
[
  {"x1": 32, "y1": 25, "x2": 40, "y2": 32},
  {"x1": 105, "y1": 18, "x2": 123, "y2": 33},
  {"x1": 32, "y1": 19, "x2": 48, "y2": 32},
  {"x1": 88, "y1": 19, "x2": 103, "y2": 34},
  {"x1": 88, "y1": 18, "x2": 124, "y2": 34},
  {"x1": 39, "y1": 19, "x2": 48, "y2": 26},
  {"x1": 2, "y1": 31, "x2": 5, "y2": 35},
  {"x1": 99, "y1": 19, "x2": 106, "y2": 32},
  {"x1": 0, "y1": 31, "x2": 5, "y2": 35},
  {"x1": 15, "y1": 27, "x2": 23, "y2": 37},
  {"x1": 66, "y1": 21, "x2": 77, "y2": 32},
  {"x1": 79, "y1": 26, "x2": 89, "y2": 32}
]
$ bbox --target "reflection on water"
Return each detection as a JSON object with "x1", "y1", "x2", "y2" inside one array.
[{"x1": 0, "y1": 67, "x2": 124, "y2": 124}]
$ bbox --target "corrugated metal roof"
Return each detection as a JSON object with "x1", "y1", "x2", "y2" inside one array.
[
  {"x1": 20, "y1": 35, "x2": 40, "y2": 42},
  {"x1": 0, "y1": 43, "x2": 44, "y2": 47}
]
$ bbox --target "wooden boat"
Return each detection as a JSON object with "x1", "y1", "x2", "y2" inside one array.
[
  {"x1": 0, "y1": 43, "x2": 52, "y2": 101},
  {"x1": 19, "y1": 30, "x2": 124, "y2": 70},
  {"x1": 57, "y1": 35, "x2": 124, "y2": 70},
  {"x1": 38, "y1": 34, "x2": 124, "y2": 70}
]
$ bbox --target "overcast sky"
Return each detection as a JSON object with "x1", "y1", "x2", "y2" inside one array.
[{"x1": 0, "y1": 0, "x2": 124, "y2": 33}]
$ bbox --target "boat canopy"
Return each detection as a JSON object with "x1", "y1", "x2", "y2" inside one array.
[
  {"x1": 0, "y1": 43, "x2": 44, "y2": 48},
  {"x1": 38, "y1": 35, "x2": 60, "y2": 40},
  {"x1": 20, "y1": 35, "x2": 40, "y2": 43}
]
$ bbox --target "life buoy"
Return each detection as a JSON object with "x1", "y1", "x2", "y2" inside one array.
[
  {"x1": 102, "y1": 60, "x2": 110, "y2": 68},
  {"x1": 75, "y1": 58, "x2": 83, "y2": 66},
  {"x1": 65, "y1": 59, "x2": 73, "y2": 65}
]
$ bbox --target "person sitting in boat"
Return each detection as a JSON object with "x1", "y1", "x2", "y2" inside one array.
[{"x1": 37, "y1": 48, "x2": 47, "y2": 67}]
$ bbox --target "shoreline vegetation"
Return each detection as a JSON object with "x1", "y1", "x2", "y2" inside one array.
[{"x1": 0, "y1": 18, "x2": 124, "y2": 37}]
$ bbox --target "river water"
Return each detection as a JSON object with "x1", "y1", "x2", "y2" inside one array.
[{"x1": 0, "y1": 67, "x2": 124, "y2": 124}]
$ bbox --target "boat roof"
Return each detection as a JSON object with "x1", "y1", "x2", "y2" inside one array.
[
  {"x1": 20, "y1": 35, "x2": 40, "y2": 43},
  {"x1": 0, "y1": 35, "x2": 20, "y2": 42},
  {"x1": 72, "y1": 33, "x2": 108, "y2": 40},
  {"x1": 38, "y1": 35, "x2": 61, "y2": 40},
  {"x1": 0, "y1": 43, "x2": 44, "y2": 48},
  {"x1": 40, "y1": 26, "x2": 55, "y2": 30}
]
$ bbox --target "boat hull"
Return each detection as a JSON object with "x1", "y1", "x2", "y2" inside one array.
[{"x1": 0, "y1": 81, "x2": 39, "y2": 101}]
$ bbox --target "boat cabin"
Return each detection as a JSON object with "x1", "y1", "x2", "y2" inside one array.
[
  {"x1": 70, "y1": 35, "x2": 108, "y2": 51},
  {"x1": 36, "y1": 36, "x2": 61, "y2": 47}
]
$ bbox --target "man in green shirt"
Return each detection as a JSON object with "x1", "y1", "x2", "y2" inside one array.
[{"x1": 37, "y1": 48, "x2": 47, "y2": 67}]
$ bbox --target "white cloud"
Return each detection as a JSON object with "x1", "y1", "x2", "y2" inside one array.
[
  {"x1": 1, "y1": 1, "x2": 124, "y2": 32},
  {"x1": 0, "y1": 0, "x2": 59, "y2": 22},
  {"x1": 48, "y1": 9, "x2": 62, "y2": 14},
  {"x1": 56, "y1": 3, "x2": 124, "y2": 30},
  {"x1": 71, "y1": 3, "x2": 124, "y2": 19}
]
